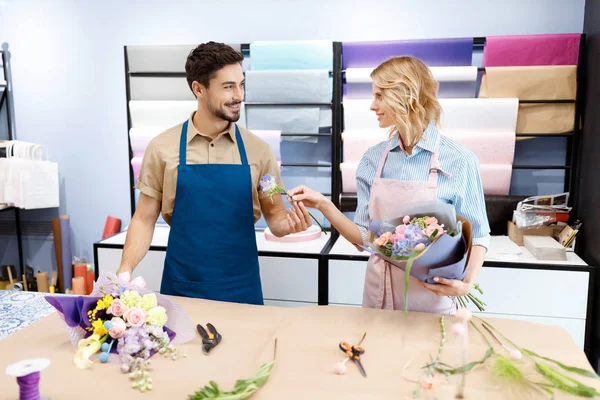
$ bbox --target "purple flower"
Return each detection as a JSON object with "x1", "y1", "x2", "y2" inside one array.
[
  {"x1": 392, "y1": 239, "x2": 412, "y2": 257},
  {"x1": 411, "y1": 236, "x2": 432, "y2": 248},
  {"x1": 404, "y1": 223, "x2": 424, "y2": 241},
  {"x1": 259, "y1": 174, "x2": 277, "y2": 193}
]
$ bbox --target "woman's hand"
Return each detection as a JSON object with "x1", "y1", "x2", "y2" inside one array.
[
  {"x1": 287, "y1": 185, "x2": 331, "y2": 211},
  {"x1": 418, "y1": 277, "x2": 473, "y2": 297}
]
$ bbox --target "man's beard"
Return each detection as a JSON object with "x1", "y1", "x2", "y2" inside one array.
[{"x1": 207, "y1": 98, "x2": 241, "y2": 123}]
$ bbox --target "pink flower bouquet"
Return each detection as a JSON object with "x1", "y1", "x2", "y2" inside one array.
[
  {"x1": 45, "y1": 271, "x2": 195, "y2": 392},
  {"x1": 358, "y1": 200, "x2": 483, "y2": 312}
]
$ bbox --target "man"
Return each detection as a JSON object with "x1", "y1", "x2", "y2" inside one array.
[{"x1": 117, "y1": 42, "x2": 312, "y2": 305}]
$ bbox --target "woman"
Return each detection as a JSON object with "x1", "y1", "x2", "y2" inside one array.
[{"x1": 289, "y1": 56, "x2": 490, "y2": 314}]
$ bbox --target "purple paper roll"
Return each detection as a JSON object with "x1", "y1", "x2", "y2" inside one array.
[
  {"x1": 483, "y1": 34, "x2": 580, "y2": 67},
  {"x1": 344, "y1": 81, "x2": 477, "y2": 99},
  {"x1": 342, "y1": 38, "x2": 474, "y2": 69},
  {"x1": 60, "y1": 216, "x2": 73, "y2": 291}
]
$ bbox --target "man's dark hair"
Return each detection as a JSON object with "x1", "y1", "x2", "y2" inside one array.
[{"x1": 185, "y1": 42, "x2": 244, "y2": 94}]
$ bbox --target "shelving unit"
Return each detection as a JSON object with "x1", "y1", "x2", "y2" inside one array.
[{"x1": 0, "y1": 47, "x2": 24, "y2": 278}]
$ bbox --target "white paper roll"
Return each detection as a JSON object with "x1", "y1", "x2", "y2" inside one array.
[
  {"x1": 343, "y1": 98, "x2": 519, "y2": 132},
  {"x1": 130, "y1": 76, "x2": 194, "y2": 101},
  {"x1": 345, "y1": 66, "x2": 478, "y2": 83},
  {"x1": 129, "y1": 100, "x2": 197, "y2": 129},
  {"x1": 441, "y1": 130, "x2": 516, "y2": 164},
  {"x1": 245, "y1": 70, "x2": 331, "y2": 103},
  {"x1": 340, "y1": 162, "x2": 358, "y2": 193},
  {"x1": 342, "y1": 130, "x2": 389, "y2": 163}
]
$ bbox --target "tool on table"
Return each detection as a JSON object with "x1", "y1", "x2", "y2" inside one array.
[
  {"x1": 339, "y1": 332, "x2": 367, "y2": 378},
  {"x1": 197, "y1": 323, "x2": 222, "y2": 354}
]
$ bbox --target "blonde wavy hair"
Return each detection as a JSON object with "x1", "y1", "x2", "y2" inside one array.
[{"x1": 370, "y1": 56, "x2": 442, "y2": 147}]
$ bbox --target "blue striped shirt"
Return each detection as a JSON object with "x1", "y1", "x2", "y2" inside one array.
[{"x1": 354, "y1": 122, "x2": 491, "y2": 249}]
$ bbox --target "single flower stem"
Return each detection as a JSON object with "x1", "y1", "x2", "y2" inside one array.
[{"x1": 469, "y1": 320, "x2": 494, "y2": 351}]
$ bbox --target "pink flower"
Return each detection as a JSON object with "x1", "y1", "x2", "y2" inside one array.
[
  {"x1": 109, "y1": 317, "x2": 127, "y2": 339},
  {"x1": 424, "y1": 217, "x2": 438, "y2": 225},
  {"x1": 425, "y1": 224, "x2": 445, "y2": 237},
  {"x1": 395, "y1": 224, "x2": 407, "y2": 235},
  {"x1": 402, "y1": 216, "x2": 410, "y2": 224},
  {"x1": 451, "y1": 323, "x2": 467, "y2": 337},
  {"x1": 456, "y1": 308, "x2": 472, "y2": 322},
  {"x1": 374, "y1": 232, "x2": 393, "y2": 246},
  {"x1": 124, "y1": 307, "x2": 146, "y2": 327},
  {"x1": 391, "y1": 233, "x2": 406, "y2": 243},
  {"x1": 107, "y1": 299, "x2": 126, "y2": 317}
]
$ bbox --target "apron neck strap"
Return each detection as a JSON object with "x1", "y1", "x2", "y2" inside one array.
[
  {"x1": 374, "y1": 132, "x2": 443, "y2": 181},
  {"x1": 179, "y1": 121, "x2": 248, "y2": 166}
]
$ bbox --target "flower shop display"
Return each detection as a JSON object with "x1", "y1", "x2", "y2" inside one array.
[{"x1": 44, "y1": 271, "x2": 195, "y2": 392}]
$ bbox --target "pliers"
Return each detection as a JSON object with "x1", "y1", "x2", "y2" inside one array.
[{"x1": 197, "y1": 323, "x2": 222, "y2": 354}]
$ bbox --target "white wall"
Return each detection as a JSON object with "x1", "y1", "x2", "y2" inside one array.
[{"x1": 0, "y1": 0, "x2": 586, "y2": 266}]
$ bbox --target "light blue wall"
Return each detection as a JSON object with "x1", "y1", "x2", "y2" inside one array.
[{"x1": 0, "y1": 0, "x2": 586, "y2": 272}]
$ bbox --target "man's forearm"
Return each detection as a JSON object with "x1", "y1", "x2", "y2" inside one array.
[{"x1": 118, "y1": 216, "x2": 156, "y2": 274}]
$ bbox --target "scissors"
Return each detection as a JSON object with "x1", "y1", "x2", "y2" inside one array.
[
  {"x1": 339, "y1": 339, "x2": 367, "y2": 377},
  {"x1": 197, "y1": 323, "x2": 222, "y2": 354}
]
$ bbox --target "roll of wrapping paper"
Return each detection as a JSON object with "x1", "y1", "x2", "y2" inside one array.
[
  {"x1": 342, "y1": 38, "x2": 474, "y2": 69},
  {"x1": 129, "y1": 126, "x2": 169, "y2": 155},
  {"x1": 74, "y1": 264, "x2": 86, "y2": 280},
  {"x1": 51, "y1": 218, "x2": 64, "y2": 293},
  {"x1": 131, "y1": 157, "x2": 143, "y2": 181},
  {"x1": 59, "y1": 216, "x2": 73, "y2": 291},
  {"x1": 479, "y1": 66, "x2": 576, "y2": 134},
  {"x1": 102, "y1": 216, "x2": 122, "y2": 239},
  {"x1": 483, "y1": 34, "x2": 581, "y2": 67},
  {"x1": 86, "y1": 267, "x2": 95, "y2": 295},
  {"x1": 129, "y1": 100, "x2": 196, "y2": 129},
  {"x1": 36, "y1": 271, "x2": 49, "y2": 293},
  {"x1": 129, "y1": 76, "x2": 194, "y2": 101},
  {"x1": 342, "y1": 98, "x2": 519, "y2": 132},
  {"x1": 246, "y1": 106, "x2": 331, "y2": 134},
  {"x1": 245, "y1": 70, "x2": 331, "y2": 103},
  {"x1": 251, "y1": 130, "x2": 281, "y2": 161},
  {"x1": 249, "y1": 40, "x2": 333, "y2": 70},
  {"x1": 340, "y1": 162, "x2": 358, "y2": 193},
  {"x1": 71, "y1": 277, "x2": 85, "y2": 295},
  {"x1": 340, "y1": 161, "x2": 512, "y2": 196},
  {"x1": 441, "y1": 130, "x2": 515, "y2": 164},
  {"x1": 344, "y1": 66, "x2": 478, "y2": 99},
  {"x1": 342, "y1": 130, "x2": 389, "y2": 163}
]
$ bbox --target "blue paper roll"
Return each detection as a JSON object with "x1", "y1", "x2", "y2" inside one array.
[
  {"x1": 245, "y1": 70, "x2": 332, "y2": 103},
  {"x1": 246, "y1": 106, "x2": 332, "y2": 134},
  {"x1": 249, "y1": 41, "x2": 333, "y2": 70}
]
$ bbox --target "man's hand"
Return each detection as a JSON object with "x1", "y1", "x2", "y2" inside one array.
[
  {"x1": 261, "y1": 194, "x2": 312, "y2": 237},
  {"x1": 418, "y1": 277, "x2": 473, "y2": 297}
]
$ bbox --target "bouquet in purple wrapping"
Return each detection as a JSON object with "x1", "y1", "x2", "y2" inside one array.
[
  {"x1": 44, "y1": 271, "x2": 196, "y2": 392},
  {"x1": 358, "y1": 200, "x2": 485, "y2": 312}
]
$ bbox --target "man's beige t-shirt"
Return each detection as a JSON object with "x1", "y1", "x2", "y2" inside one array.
[{"x1": 135, "y1": 112, "x2": 282, "y2": 225}]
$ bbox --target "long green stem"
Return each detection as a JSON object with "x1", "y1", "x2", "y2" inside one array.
[
  {"x1": 469, "y1": 320, "x2": 494, "y2": 351},
  {"x1": 283, "y1": 190, "x2": 327, "y2": 235}
]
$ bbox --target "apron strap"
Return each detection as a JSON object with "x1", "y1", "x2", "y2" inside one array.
[
  {"x1": 179, "y1": 121, "x2": 248, "y2": 166},
  {"x1": 179, "y1": 120, "x2": 189, "y2": 166},
  {"x1": 234, "y1": 124, "x2": 249, "y2": 166},
  {"x1": 375, "y1": 139, "x2": 394, "y2": 179}
]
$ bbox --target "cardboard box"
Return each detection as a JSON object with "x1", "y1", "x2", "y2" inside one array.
[{"x1": 507, "y1": 221, "x2": 565, "y2": 246}]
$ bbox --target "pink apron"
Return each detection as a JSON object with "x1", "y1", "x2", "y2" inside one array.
[{"x1": 362, "y1": 134, "x2": 457, "y2": 314}]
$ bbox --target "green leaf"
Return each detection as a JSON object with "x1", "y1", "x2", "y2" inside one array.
[
  {"x1": 536, "y1": 362, "x2": 600, "y2": 398},
  {"x1": 404, "y1": 252, "x2": 418, "y2": 313},
  {"x1": 523, "y1": 349, "x2": 600, "y2": 380},
  {"x1": 435, "y1": 347, "x2": 493, "y2": 375}
]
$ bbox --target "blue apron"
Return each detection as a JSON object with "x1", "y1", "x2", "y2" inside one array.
[{"x1": 160, "y1": 121, "x2": 264, "y2": 305}]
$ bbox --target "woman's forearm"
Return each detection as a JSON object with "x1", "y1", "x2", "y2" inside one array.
[
  {"x1": 463, "y1": 245, "x2": 486, "y2": 286},
  {"x1": 320, "y1": 200, "x2": 363, "y2": 245}
]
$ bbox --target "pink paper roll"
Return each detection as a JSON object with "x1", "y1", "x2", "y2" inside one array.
[
  {"x1": 442, "y1": 130, "x2": 515, "y2": 164},
  {"x1": 342, "y1": 130, "x2": 389, "y2": 163},
  {"x1": 131, "y1": 157, "x2": 143, "y2": 180},
  {"x1": 341, "y1": 162, "x2": 358, "y2": 193},
  {"x1": 483, "y1": 34, "x2": 580, "y2": 67},
  {"x1": 480, "y1": 164, "x2": 512, "y2": 195},
  {"x1": 252, "y1": 130, "x2": 281, "y2": 161}
]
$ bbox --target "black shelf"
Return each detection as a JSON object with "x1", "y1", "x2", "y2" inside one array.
[
  {"x1": 129, "y1": 72, "x2": 186, "y2": 78},
  {"x1": 244, "y1": 102, "x2": 332, "y2": 107},
  {"x1": 516, "y1": 132, "x2": 574, "y2": 137}
]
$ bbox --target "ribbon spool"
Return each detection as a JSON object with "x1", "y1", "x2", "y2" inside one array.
[
  {"x1": 5, "y1": 358, "x2": 51, "y2": 400},
  {"x1": 5, "y1": 282, "x2": 24, "y2": 291}
]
